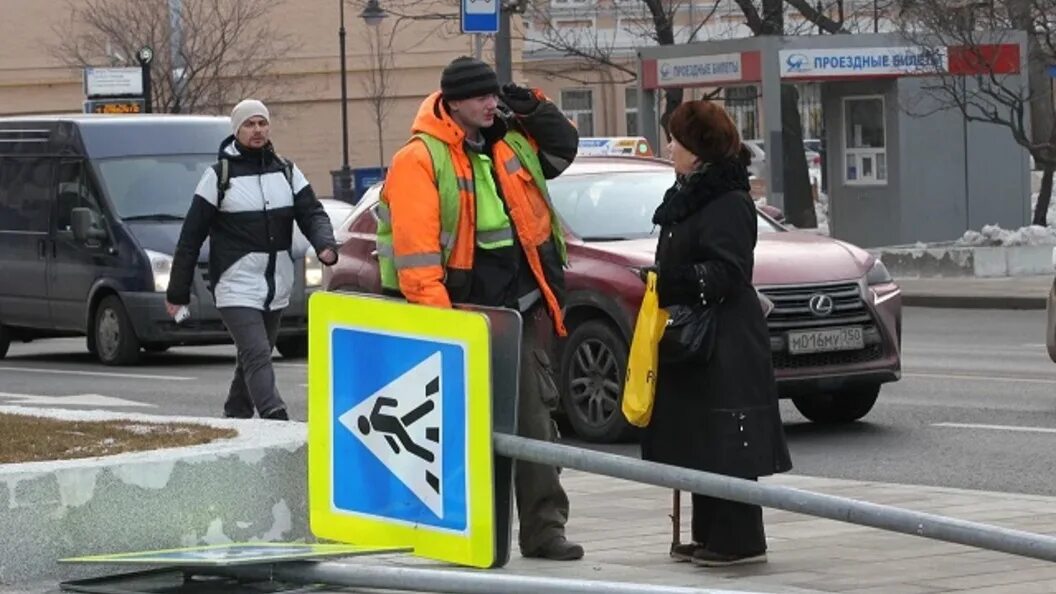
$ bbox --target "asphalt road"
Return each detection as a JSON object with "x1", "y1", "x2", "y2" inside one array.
[{"x1": 2, "y1": 307, "x2": 1055, "y2": 496}]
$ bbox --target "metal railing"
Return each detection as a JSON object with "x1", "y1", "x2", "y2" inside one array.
[{"x1": 493, "y1": 433, "x2": 1056, "y2": 564}]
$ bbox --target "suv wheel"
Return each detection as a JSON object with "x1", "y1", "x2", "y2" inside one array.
[
  {"x1": 94, "y1": 296, "x2": 141, "y2": 366},
  {"x1": 276, "y1": 336, "x2": 308, "y2": 359},
  {"x1": 0, "y1": 325, "x2": 10, "y2": 359},
  {"x1": 792, "y1": 384, "x2": 880, "y2": 424},
  {"x1": 559, "y1": 320, "x2": 634, "y2": 443}
]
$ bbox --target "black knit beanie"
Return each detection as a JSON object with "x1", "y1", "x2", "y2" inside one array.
[{"x1": 441, "y1": 57, "x2": 500, "y2": 101}]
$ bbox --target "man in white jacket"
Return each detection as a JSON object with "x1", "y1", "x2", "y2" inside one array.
[{"x1": 166, "y1": 99, "x2": 337, "y2": 420}]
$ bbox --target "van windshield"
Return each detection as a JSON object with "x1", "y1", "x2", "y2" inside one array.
[{"x1": 93, "y1": 155, "x2": 215, "y2": 220}]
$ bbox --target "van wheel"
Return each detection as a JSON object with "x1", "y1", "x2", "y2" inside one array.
[
  {"x1": 94, "y1": 296, "x2": 141, "y2": 366},
  {"x1": 559, "y1": 320, "x2": 634, "y2": 443},
  {"x1": 793, "y1": 385, "x2": 880, "y2": 424},
  {"x1": 276, "y1": 336, "x2": 308, "y2": 359},
  {"x1": 0, "y1": 325, "x2": 10, "y2": 359}
]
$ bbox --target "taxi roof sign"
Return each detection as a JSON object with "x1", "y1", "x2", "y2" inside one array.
[
  {"x1": 308, "y1": 292, "x2": 496, "y2": 568},
  {"x1": 577, "y1": 136, "x2": 654, "y2": 157}
]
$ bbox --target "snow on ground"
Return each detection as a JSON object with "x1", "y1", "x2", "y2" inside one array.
[
  {"x1": 953, "y1": 193, "x2": 1056, "y2": 247},
  {"x1": 956, "y1": 224, "x2": 1056, "y2": 247}
]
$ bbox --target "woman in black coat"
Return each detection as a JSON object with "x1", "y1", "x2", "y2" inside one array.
[{"x1": 641, "y1": 100, "x2": 792, "y2": 567}]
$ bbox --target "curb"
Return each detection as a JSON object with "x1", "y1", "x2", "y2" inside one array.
[
  {"x1": 900, "y1": 293, "x2": 1047, "y2": 310},
  {"x1": 0, "y1": 408, "x2": 309, "y2": 586}
]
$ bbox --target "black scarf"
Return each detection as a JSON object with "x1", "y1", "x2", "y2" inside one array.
[{"x1": 652, "y1": 158, "x2": 750, "y2": 226}]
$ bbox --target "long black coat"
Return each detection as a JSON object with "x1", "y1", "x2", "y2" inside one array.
[{"x1": 640, "y1": 161, "x2": 792, "y2": 479}]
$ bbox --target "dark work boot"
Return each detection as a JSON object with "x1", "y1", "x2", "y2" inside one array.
[{"x1": 523, "y1": 536, "x2": 584, "y2": 561}]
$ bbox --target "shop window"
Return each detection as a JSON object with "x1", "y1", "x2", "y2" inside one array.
[
  {"x1": 843, "y1": 96, "x2": 887, "y2": 186},
  {"x1": 561, "y1": 89, "x2": 594, "y2": 136},
  {"x1": 624, "y1": 87, "x2": 638, "y2": 136}
]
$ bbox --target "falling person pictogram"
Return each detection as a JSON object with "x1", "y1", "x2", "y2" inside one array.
[{"x1": 357, "y1": 376, "x2": 442, "y2": 494}]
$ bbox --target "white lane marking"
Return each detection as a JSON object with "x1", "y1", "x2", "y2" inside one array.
[
  {"x1": 902, "y1": 372, "x2": 1056, "y2": 385},
  {"x1": 0, "y1": 366, "x2": 193, "y2": 381},
  {"x1": 933, "y1": 422, "x2": 1056, "y2": 435},
  {"x1": 0, "y1": 392, "x2": 154, "y2": 408}
]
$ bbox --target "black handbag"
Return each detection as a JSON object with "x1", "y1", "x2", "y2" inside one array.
[{"x1": 659, "y1": 303, "x2": 717, "y2": 364}]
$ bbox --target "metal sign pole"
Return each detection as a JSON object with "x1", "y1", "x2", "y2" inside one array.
[
  {"x1": 493, "y1": 433, "x2": 1056, "y2": 564},
  {"x1": 206, "y1": 561, "x2": 728, "y2": 594}
]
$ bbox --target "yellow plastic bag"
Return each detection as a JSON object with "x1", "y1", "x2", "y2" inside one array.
[{"x1": 621, "y1": 271, "x2": 669, "y2": 427}]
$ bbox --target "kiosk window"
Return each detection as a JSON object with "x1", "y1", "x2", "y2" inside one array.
[{"x1": 843, "y1": 96, "x2": 887, "y2": 186}]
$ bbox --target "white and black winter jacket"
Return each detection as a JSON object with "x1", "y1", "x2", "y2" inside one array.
[{"x1": 167, "y1": 136, "x2": 337, "y2": 310}]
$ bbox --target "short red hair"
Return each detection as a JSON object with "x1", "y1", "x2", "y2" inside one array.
[{"x1": 667, "y1": 100, "x2": 742, "y2": 164}]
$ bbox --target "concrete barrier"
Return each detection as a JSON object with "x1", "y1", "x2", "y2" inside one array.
[
  {"x1": 0, "y1": 407, "x2": 309, "y2": 585},
  {"x1": 872, "y1": 245, "x2": 1055, "y2": 278}
]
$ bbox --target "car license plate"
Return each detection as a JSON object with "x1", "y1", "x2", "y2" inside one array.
[{"x1": 787, "y1": 326, "x2": 865, "y2": 355}]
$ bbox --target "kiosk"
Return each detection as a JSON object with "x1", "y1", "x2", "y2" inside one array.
[{"x1": 637, "y1": 32, "x2": 1031, "y2": 246}]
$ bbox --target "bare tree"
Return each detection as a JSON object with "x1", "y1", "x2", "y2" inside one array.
[
  {"x1": 897, "y1": 0, "x2": 1055, "y2": 225},
  {"x1": 52, "y1": 0, "x2": 298, "y2": 113},
  {"x1": 361, "y1": 22, "x2": 400, "y2": 169},
  {"x1": 518, "y1": 0, "x2": 725, "y2": 85}
]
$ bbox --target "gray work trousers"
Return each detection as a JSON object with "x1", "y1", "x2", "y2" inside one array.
[
  {"x1": 515, "y1": 304, "x2": 571, "y2": 554},
  {"x1": 219, "y1": 307, "x2": 285, "y2": 419}
]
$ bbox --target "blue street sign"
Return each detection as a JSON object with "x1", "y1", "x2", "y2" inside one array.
[
  {"x1": 1048, "y1": 64, "x2": 1056, "y2": 78},
  {"x1": 352, "y1": 166, "x2": 387, "y2": 199},
  {"x1": 462, "y1": 0, "x2": 499, "y2": 34},
  {"x1": 331, "y1": 328, "x2": 467, "y2": 531}
]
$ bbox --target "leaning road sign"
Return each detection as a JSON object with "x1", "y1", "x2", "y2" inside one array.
[
  {"x1": 308, "y1": 292, "x2": 496, "y2": 568},
  {"x1": 60, "y1": 543, "x2": 400, "y2": 567}
]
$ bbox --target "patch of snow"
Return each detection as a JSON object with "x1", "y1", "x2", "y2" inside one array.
[{"x1": 955, "y1": 223, "x2": 1056, "y2": 247}]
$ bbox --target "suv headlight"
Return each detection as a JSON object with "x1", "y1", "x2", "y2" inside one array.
[
  {"x1": 866, "y1": 259, "x2": 893, "y2": 286},
  {"x1": 305, "y1": 250, "x2": 323, "y2": 288},
  {"x1": 145, "y1": 249, "x2": 173, "y2": 293}
]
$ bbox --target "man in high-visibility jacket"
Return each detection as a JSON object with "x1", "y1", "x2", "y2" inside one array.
[{"x1": 379, "y1": 57, "x2": 582, "y2": 561}]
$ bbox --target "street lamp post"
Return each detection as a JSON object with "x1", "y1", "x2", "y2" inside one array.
[{"x1": 330, "y1": 0, "x2": 355, "y2": 203}]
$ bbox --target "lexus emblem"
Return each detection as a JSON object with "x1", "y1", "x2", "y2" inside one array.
[{"x1": 808, "y1": 293, "x2": 835, "y2": 317}]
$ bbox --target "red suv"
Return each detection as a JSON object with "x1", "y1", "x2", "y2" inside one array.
[{"x1": 324, "y1": 156, "x2": 902, "y2": 442}]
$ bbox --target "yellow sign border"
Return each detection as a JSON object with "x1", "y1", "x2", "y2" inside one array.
[{"x1": 307, "y1": 291, "x2": 495, "y2": 568}]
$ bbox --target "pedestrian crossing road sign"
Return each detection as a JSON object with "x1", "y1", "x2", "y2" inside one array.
[{"x1": 308, "y1": 292, "x2": 496, "y2": 568}]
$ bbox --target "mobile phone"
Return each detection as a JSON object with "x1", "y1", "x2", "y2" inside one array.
[{"x1": 174, "y1": 306, "x2": 190, "y2": 324}]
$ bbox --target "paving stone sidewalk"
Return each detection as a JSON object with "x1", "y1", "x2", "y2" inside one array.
[
  {"x1": 328, "y1": 471, "x2": 1056, "y2": 594},
  {"x1": 9, "y1": 471, "x2": 1056, "y2": 593}
]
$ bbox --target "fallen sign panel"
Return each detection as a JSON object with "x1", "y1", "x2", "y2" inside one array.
[{"x1": 60, "y1": 542, "x2": 406, "y2": 567}]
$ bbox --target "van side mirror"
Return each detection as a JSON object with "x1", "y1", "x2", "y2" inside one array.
[{"x1": 71, "y1": 207, "x2": 107, "y2": 243}]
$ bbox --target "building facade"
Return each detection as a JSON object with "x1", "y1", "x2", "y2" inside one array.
[
  {"x1": 0, "y1": 0, "x2": 494, "y2": 193},
  {"x1": 522, "y1": 0, "x2": 886, "y2": 145}
]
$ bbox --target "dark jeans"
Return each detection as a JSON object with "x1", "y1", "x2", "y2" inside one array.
[
  {"x1": 218, "y1": 307, "x2": 285, "y2": 419},
  {"x1": 515, "y1": 304, "x2": 571, "y2": 554},
  {"x1": 691, "y1": 486, "x2": 766, "y2": 556}
]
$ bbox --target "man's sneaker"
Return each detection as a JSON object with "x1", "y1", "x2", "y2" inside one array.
[
  {"x1": 670, "y1": 543, "x2": 703, "y2": 562},
  {"x1": 523, "y1": 536, "x2": 585, "y2": 561},
  {"x1": 691, "y1": 549, "x2": 767, "y2": 567}
]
